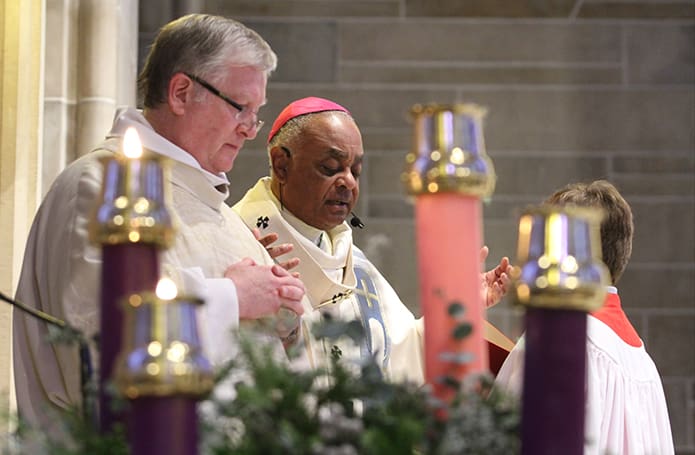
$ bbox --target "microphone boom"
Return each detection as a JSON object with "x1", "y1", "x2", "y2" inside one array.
[{"x1": 350, "y1": 212, "x2": 365, "y2": 229}]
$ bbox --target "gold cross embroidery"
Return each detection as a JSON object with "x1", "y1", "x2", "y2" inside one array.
[
  {"x1": 354, "y1": 278, "x2": 379, "y2": 308},
  {"x1": 315, "y1": 290, "x2": 353, "y2": 309}
]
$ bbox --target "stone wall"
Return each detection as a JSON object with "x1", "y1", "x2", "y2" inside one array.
[{"x1": 140, "y1": 1, "x2": 695, "y2": 452}]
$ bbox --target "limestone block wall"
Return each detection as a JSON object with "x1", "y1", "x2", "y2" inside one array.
[{"x1": 139, "y1": 1, "x2": 695, "y2": 452}]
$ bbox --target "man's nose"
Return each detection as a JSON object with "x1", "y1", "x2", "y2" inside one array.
[
  {"x1": 337, "y1": 171, "x2": 357, "y2": 190},
  {"x1": 236, "y1": 120, "x2": 258, "y2": 140}
]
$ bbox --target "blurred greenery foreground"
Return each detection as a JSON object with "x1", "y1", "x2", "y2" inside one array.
[{"x1": 6, "y1": 303, "x2": 520, "y2": 454}]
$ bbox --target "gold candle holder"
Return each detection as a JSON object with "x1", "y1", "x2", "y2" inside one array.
[
  {"x1": 89, "y1": 128, "x2": 175, "y2": 247},
  {"x1": 511, "y1": 204, "x2": 609, "y2": 311},
  {"x1": 402, "y1": 103, "x2": 496, "y2": 197},
  {"x1": 116, "y1": 279, "x2": 214, "y2": 399}
]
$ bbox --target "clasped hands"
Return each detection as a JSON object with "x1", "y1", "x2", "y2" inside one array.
[{"x1": 221, "y1": 229, "x2": 304, "y2": 341}]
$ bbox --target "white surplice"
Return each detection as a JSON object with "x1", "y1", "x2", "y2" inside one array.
[{"x1": 494, "y1": 289, "x2": 674, "y2": 455}]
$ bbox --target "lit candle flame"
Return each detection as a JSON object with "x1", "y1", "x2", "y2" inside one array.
[
  {"x1": 155, "y1": 277, "x2": 178, "y2": 300},
  {"x1": 123, "y1": 127, "x2": 143, "y2": 159}
]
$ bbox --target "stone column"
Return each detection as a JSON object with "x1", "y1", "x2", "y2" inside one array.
[
  {"x1": 75, "y1": 0, "x2": 137, "y2": 158},
  {"x1": 0, "y1": 0, "x2": 44, "y2": 441},
  {"x1": 44, "y1": 0, "x2": 138, "y2": 188},
  {"x1": 116, "y1": 0, "x2": 139, "y2": 106},
  {"x1": 43, "y1": 0, "x2": 78, "y2": 193},
  {"x1": 75, "y1": 0, "x2": 118, "y2": 158}
]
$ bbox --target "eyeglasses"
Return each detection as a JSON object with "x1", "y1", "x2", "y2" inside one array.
[{"x1": 184, "y1": 72, "x2": 264, "y2": 132}]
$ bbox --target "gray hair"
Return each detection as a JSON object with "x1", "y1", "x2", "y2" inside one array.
[{"x1": 138, "y1": 14, "x2": 277, "y2": 108}]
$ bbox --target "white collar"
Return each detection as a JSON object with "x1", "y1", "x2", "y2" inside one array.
[
  {"x1": 266, "y1": 183, "x2": 329, "y2": 248},
  {"x1": 233, "y1": 178, "x2": 357, "y2": 308}
]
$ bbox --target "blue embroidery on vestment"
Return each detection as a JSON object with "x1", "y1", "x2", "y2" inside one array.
[{"x1": 353, "y1": 266, "x2": 391, "y2": 369}]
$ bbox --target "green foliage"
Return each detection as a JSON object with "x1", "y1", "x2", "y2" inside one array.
[
  {"x1": 10, "y1": 303, "x2": 520, "y2": 454},
  {"x1": 446, "y1": 301, "x2": 465, "y2": 317},
  {"x1": 201, "y1": 322, "x2": 432, "y2": 454},
  {"x1": 435, "y1": 377, "x2": 521, "y2": 455},
  {"x1": 200, "y1": 313, "x2": 519, "y2": 454},
  {"x1": 8, "y1": 404, "x2": 127, "y2": 455}
]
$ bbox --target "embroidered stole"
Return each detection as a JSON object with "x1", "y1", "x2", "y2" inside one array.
[{"x1": 234, "y1": 178, "x2": 390, "y2": 365}]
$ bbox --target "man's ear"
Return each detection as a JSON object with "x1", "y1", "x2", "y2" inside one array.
[
  {"x1": 168, "y1": 72, "x2": 194, "y2": 115},
  {"x1": 269, "y1": 145, "x2": 290, "y2": 182}
]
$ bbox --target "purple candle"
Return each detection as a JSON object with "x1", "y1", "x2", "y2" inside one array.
[
  {"x1": 117, "y1": 278, "x2": 213, "y2": 455},
  {"x1": 511, "y1": 206, "x2": 608, "y2": 455},
  {"x1": 130, "y1": 397, "x2": 199, "y2": 454},
  {"x1": 100, "y1": 244, "x2": 159, "y2": 431},
  {"x1": 90, "y1": 128, "x2": 175, "y2": 433},
  {"x1": 521, "y1": 308, "x2": 587, "y2": 454}
]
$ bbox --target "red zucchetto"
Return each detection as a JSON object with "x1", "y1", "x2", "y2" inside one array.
[{"x1": 267, "y1": 97, "x2": 350, "y2": 144}]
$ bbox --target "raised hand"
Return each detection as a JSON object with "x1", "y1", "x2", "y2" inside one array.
[
  {"x1": 480, "y1": 246, "x2": 513, "y2": 308},
  {"x1": 253, "y1": 227, "x2": 301, "y2": 275}
]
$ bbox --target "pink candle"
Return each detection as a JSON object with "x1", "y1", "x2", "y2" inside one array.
[
  {"x1": 416, "y1": 193, "x2": 487, "y2": 401},
  {"x1": 403, "y1": 104, "x2": 496, "y2": 404}
]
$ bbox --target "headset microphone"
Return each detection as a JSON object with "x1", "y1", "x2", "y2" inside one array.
[{"x1": 350, "y1": 212, "x2": 365, "y2": 229}]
